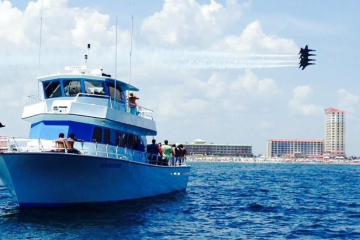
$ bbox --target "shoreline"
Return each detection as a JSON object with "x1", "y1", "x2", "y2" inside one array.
[{"x1": 186, "y1": 156, "x2": 360, "y2": 165}]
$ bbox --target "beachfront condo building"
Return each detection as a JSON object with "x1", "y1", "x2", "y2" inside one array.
[
  {"x1": 324, "y1": 108, "x2": 346, "y2": 157},
  {"x1": 184, "y1": 139, "x2": 253, "y2": 157},
  {"x1": 267, "y1": 139, "x2": 324, "y2": 157}
]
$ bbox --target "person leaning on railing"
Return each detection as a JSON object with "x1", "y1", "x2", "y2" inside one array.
[
  {"x1": 128, "y1": 92, "x2": 139, "y2": 115},
  {"x1": 65, "y1": 133, "x2": 83, "y2": 154},
  {"x1": 54, "y1": 133, "x2": 66, "y2": 152}
]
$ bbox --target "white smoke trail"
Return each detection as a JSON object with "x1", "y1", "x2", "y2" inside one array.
[{"x1": 136, "y1": 49, "x2": 299, "y2": 70}]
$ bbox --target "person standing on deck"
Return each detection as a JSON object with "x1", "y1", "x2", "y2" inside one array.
[
  {"x1": 147, "y1": 139, "x2": 160, "y2": 165},
  {"x1": 179, "y1": 144, "x2": 187, "y2": 165},
  {"x1": 162, "y1": 140, "x2": 172, "y2": 166}
]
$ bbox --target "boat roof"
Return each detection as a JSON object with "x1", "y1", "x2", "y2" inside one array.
[{"x1": 37, "y1": 73, "x2": 139, "y2": 92}]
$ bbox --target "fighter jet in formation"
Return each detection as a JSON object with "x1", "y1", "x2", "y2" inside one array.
[
  {"x1": 299, "y1": 45, "x2": 316, "y2": 70},
  {"x1": 0, "y1": 122, "x2": 5, "y2": 128}
]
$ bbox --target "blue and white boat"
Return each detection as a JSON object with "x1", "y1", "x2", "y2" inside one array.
[{"x1": 0, "y1": 64, "x2": 190, "y2": 207}]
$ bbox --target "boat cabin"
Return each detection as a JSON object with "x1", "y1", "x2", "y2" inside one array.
[{"x1": 22, "y1": 69, "x2": 156, "y2": 153}]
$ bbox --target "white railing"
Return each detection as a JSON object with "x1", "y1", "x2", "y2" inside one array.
[
  {"x1": 32, "y1": 92, "x2": 154, "y2": 120},
  {"x1": 27, "y1": 94, "x2": 43, "y2": 104},
  {"x1": 0, "y1": 137, "x2": 149, "y2": 164},
  {"x1": 0, "y1": 137, "x2": 186, "y2": 166}
]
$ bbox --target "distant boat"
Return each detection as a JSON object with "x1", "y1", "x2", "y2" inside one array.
[{"x1": 0, "y1": 60, "x2": 190, "y2": 207}]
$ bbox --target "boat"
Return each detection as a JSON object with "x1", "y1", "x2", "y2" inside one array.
[{"x1": 0, "y1": 55, "x2": 190, "y2": 207}]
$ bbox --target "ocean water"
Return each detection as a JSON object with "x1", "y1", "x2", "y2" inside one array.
[{"x1": 1, "y1": 162, "x2": 360, "y2": 239}]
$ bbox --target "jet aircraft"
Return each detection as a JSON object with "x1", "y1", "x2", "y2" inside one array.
[{"x1": 299, "y1": 45, "x2": 316, "y2": 70}]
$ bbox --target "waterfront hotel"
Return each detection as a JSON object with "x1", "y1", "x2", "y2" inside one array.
[
  {"x1": 184, "y1": 139, "x2": 253, "y2": 157},
  {"x1": 324, "y1": 108, "x2": 346, "y2": 157},
  {"x1": 267, "y1": 139, "x2": 324, "y2": 157},
  {"x1": 267, "y1": 107, "x2": 346, "y2": 158}
]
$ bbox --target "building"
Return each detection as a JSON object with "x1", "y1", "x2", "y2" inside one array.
[
  {"x1": 184, "y1": 139, "x2": 253, "y2": 157},
  {"x1": 324, "y1": 108, "x2": 346, "y2": 157},
  {"x1": 267, "y1": 139, "x2": 324, "y2": 157}
]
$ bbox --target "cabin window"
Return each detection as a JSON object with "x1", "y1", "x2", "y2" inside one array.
[
  {"x1": 128, "y1": 134, "x2": 134, "y2": 149},
  {"x1": 104, "y1": 129, "x2": 111, "y2": 144},
  {"x1": 133, "y1": 135, "x2": 139, "y2": 150},
  {"x1": 123, "y1": 133, "x2": 128, "y2": 148},
  {"x1": 138, "y1": 137, "x2": 145, "y2": 151},
  {"x1": 84, "y1": 81, "x2": 105, "y2": 95},
  {"x1": 116, "y1": 131, "x2": 123, "y2": 146},
  {"x1": 108, "y1": 82, "x2": 123, "y2": 100},
  {"x1": 64, "y1": 80, "x2": 81, "y2": 96},
  {"x1": 92, "y1": 127, "x2": 102, "y2": 142},
  {"x1": 44, "y1": 81, "x2": 62, "y2": 98}
]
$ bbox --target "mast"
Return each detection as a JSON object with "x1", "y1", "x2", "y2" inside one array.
[
  {"x1": 38, "y1": 0, "x2": 44, "y2": 101},
  {"x1": 115, "y1": 15, "x2": 118, "y2": 103},
  {"x1": 128, "y1": 0, "x2": 134, "y2": 85}
]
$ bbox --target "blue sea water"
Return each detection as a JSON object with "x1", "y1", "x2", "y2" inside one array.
[{"x1": 1, "y1": 162, "x2": 360, "y2": 239}]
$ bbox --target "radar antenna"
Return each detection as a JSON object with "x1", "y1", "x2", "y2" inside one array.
[{"x1": 85, "y1": 44, "x2": 91, "y2": 68}]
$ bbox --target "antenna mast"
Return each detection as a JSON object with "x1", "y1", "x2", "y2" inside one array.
[
  {"x1": 128, "y1": 0, "x2": 134, "y2": 84},
  {"x1": 37, "y1": 0, "x2": 44, "y2": 100},
  {"x1": 115, "y1": 15, "x2": 118, "y2": 102},
  {"x1": 85, "y1": 44, "x2": 90, "y2": 69}
]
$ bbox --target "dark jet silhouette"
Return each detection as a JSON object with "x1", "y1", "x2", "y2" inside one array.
[
  {"x1": 299, "y1": 45, "x2": 316, "y2": 70},
  {"x1": 0, "y1": 122, "x2": 5, "y2": 128}
]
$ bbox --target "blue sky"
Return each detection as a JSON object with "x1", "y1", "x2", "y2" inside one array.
[{"x1": 1, "y1": 0, "x2": 360, "y2": 156}]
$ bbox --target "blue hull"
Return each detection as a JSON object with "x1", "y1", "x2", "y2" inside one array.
[{"x1": 0, "y1": 153, "x2": 190, "y2": 207}]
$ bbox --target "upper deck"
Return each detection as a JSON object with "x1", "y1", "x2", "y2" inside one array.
[{"x1": 22, "y1": 67, "x2": 157, "y2": 136}]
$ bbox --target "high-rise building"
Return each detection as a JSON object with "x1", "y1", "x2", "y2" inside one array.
[
  {"x1": 324, "y1": 108, "x2": 345, "y2": 157},
  {"x1": 267, "y1": 139, "x2": 324, "y2": 157}
]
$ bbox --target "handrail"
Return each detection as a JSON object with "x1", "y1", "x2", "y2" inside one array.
[
  {"x1": 27, "y1": 94, "x2": 43, "y2": 104},
  {"x1": 0, "y1": 137, "x2": 188, "y2": 166}
]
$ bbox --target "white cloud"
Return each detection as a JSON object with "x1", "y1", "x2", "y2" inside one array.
[
  {"x1": 338, "y1": 89, "x2": 359, "y2": 117},
  {"x1": 259, "y1": 121, "x2": 270, "y2": 129},
  {"x1": 0, "y1": 0, "x2": 130, "y2": 54},
  {"x1": 231, "y1": 69, "x2": 281, "y2": 97},
  {"x1": 140, "y1": 0, "x2": 248, "y2": 48},
  {"x1": 212, "y1": 21, "x2": 298, "y2": 53},
  {"x1": 288, "y1": 86, "x2": 323, "y2": 116}
]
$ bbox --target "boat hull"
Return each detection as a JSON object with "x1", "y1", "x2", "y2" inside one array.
[{"x1": 0, "y1": 153, "x2": 190, "y2": 207}]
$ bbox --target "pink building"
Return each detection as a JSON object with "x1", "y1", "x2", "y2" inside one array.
[{"x1": 267, "y1": 139, "x2": 324, "y2": 157}]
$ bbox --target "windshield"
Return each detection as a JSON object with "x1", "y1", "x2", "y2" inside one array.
[
  {"x1": 44, "y1": 81, "x2": 62, "y2": 98},
  {"x1": 84, "y1": 81, "x2": 105, "y2": 95}
]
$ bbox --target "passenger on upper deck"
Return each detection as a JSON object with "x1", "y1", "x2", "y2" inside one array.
[
  {"x1": 128, "y1": 92, "x2": 139, "y2": 115},
  {"x1": 65, "y1": 133, "x2": 83, "y2": 154}
]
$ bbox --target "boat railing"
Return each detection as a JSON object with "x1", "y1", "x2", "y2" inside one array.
[
  {"x1": 72, "y1": 93, "x2": 153, "y2": 120},
  {"x1": 0, "y1": 137, "x2": 185, "y2": 166},
  {"x1": 27, "y1": 94, "x2": 43, "y2": 104}
]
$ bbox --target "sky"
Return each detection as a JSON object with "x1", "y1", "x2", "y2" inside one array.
[{"x1": 1, "y1": 0, "x2": 360, "y2": 156}]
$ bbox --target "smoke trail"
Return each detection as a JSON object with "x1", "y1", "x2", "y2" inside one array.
[{"x1": 137, "y1": 49, "x2": 299, "y2": 70}]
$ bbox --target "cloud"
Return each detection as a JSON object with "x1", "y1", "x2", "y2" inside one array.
[
  {"x1": 231, "y1": 69, "x2": 281, "y2": 97},
  {"x1": 152, "y1": 69, "x2": 280, "y2": 119},
  {"x1": 0, "y1": 0, "x2": 130, "y2": 54},
  {"x1": 337, "y1": 89, "x2": 359, "y2": 118},
  {"x1": 212, "y1": 21, "x2": 298, "y2": 53},
  {"x1": 288, "y1": 86, "x2": 323, "y2": 116},
  {"x1": 259, "y1": 121, "x2": 270, "y2": 129},
  {"x1": 140, "y1": 0, "x2": 248, "y2": 48}
]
